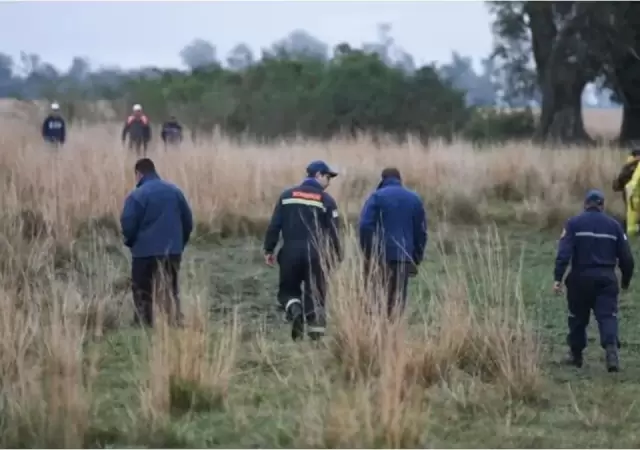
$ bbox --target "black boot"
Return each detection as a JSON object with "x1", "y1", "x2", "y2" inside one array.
[
  {"x1": 605, "y1": 345, "x2": 620, "y2": 373},
  {"x1": 564, "y1": 349, "x2": 583, "y2": 368},
  {"x1": 286, "y1": 300, "x2": 304, "y2": 341}
]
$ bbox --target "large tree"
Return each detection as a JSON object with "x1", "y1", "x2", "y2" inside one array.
[{"x1": 490, "y1": 1, "x2": 640, "y2": 145}]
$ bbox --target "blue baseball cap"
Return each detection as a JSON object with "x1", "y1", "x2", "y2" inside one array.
[
  {"x1": 306, "y1": 160, "x2": 338, "y2": 178},
  {"x1": 584, "y1": 189, "x2": 605, "y2": 205}
]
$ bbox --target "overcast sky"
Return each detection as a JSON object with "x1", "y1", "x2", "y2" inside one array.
[{"x1": 0, "y1": 1, "x2": 493, "y2": 71}]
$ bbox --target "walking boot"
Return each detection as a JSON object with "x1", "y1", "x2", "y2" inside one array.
[
  {"x1": 605, "y1": 345, "x2": 620, "y2": 373},
  {"x1": 564, "y1": 349, "x2": 583, "y2": 368},
  {"x1": 285, "y1": 299, "x2": 304, "y2": 341}
]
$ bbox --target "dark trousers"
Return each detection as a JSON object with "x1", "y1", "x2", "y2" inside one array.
[
  {"x1": 277, "y1": 247, "x2": 326, "y2": 326},
  {"x1": 565, "y1": 272, "x2": 620, "y2": 353},
  {"x1": 128, "y1": 139, "x2": 148, "y2": 157},
  {"x1": 131, "y1": 255, "x2": 182, "y2": 326},
  {"x1": 364, "y1": 259, "x2": 410, "y2": 317}
]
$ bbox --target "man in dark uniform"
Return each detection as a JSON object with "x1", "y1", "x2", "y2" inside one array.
[
  {"x1": 122, "y1": 104, "x2": 151, "y2": 157},
  {"x1": 41, "y1": 102, "x2": 66, "y2": 148},
  {"x1": 554, "y1": 189, "x2": 635, "y2": 372},
  {"x1": 120, "y1": 158, "x2": 193, "y2": 327},
  {"x1": 161, "y1": 116, "x2": 183, "y2": 150},
  {"x1": 263, "y1": 160, "x2": 342, "y2": 341}
]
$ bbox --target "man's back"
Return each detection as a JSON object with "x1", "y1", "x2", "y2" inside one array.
[
  {"x1": 121, "y1": 175, "x2": 193, "y2": 258},
  {"x1": 263, "y1": 178, "x2": 341, "y2": 258},
  {"x1": 557, "y1": 209, "x2": 633, "y2": 283},
  {"x1": 359, "y1": 177, "x2": 426, "y2": 262}
]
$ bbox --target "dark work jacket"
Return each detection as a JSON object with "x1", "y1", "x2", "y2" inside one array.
[
  {"x1": 161, "y1": 120, "x2": 183, "y2": 144},
  {"x1": 42, "y1": 114, "x2": 66, "y2": 143},
  {"x1": 554, "y1": 208, "x2": 634, "y2": 288},
  {"x1": 263, "y1": 178, "x2": 341, "y2": 260},
  {"x1": 120, "y1": 172, "x2": 194, "y2": 258},
  {"x1": 612, "y1": 159, "x2": 640, "y2": 205},
  {"x1": 358, "y1": 177, "x2": 427, "y2": 263}
]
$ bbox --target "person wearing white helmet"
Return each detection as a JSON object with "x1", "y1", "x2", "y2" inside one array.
[
  {"x1": 122, "y1": 104, "x2": 151, "y2": 156},
  {"x1": 41, "y1": 102, "x2": 66, "y2": 148}
]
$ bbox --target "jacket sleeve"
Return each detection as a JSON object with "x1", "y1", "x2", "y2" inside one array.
[
  {"x1": 121, "y1": 121, "x2": 129, "y2": 142},
  {"x1": 412, "y1": 196, "x2": 427, "y2": 264},
  {"x1": 358, "y1": 193, "x2": 378, "y2": 259},
  {"x1": 120, "y1": 193, "x2": 143, "y2": 248},
  {"x1": 161, "y1": 125, "x2": 167, "y2": 142},
  {"x1": 616, "y1": 224, "x2": 635, "y2": 288},
  {"x1": 264, "y1": 195, "x2": 284, "y2": 254},
  {"x1": 554, "y1": 219, "x2": 575, "y2": 282},
  {"x1": 613, "y1": 163, "x2": 634, "y2": 192},
  {"x1": 60, "y1": 120, "x2": 66, "y2": 144},
  {"x1": 178, "y1": 190, "x2": 194, "y2": 247},
  {"x1": 41, "y1": 119, "x2": 48, "y2": 138},
  {"x1": 324, "y1": 194, "x2": 342, "y2": 261}
]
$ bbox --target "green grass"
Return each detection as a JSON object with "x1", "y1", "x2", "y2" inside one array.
[{"x1": 4, "y1": 224, "x2": 640, "y2": 448}]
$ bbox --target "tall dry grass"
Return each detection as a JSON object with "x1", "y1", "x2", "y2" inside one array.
[
  {"x1": 0, "y1": 119, "x2": 592, "y2": 446},
  {"x1": 0, "y1": 120, "x2": 629, "y2": 243}
]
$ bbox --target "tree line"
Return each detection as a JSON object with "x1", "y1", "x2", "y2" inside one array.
[{"x1": 2, "y1": 10, "x2": 637, "y2": 146}]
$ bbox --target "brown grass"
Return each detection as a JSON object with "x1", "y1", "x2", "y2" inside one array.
[{"x1": 0, "y1": 118, "x2": 620, "y2": 446}]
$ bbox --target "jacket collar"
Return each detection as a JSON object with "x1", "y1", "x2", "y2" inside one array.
[
  {"x1": 301, "y1": 177, "x2": 324, "y2": 191},
  {"x1": 137, "y1": 172, "x2": 160, "y2": 188},
  {"x1": 377, "y1": 177, "x2": 401, "y2": 189}
]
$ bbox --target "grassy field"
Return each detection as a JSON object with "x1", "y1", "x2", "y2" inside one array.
[{"x1": 1, "y1": 120, "x2": 639, "y2": 448}]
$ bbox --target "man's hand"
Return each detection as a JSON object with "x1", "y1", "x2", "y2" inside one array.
[
  {"x1": 408, "y1": 263, "x2": 418, "y2": 277},
  {"x1": 264, "y1": 253, "x2": 276, "y2": 267},
  {"x1": 553, "y1": 281, "x2": 563, "y2": 295},
  {"x1": 621, "y1": 283, "x2": 630, "y2": 292}
]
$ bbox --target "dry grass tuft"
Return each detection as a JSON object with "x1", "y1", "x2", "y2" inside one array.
[{"x1": 138, "y1": 302, "x2": 240, "y2": 429}]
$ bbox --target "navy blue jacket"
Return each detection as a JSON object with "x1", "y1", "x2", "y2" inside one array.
[
  {"x1": 554, "y1": 208, "x2": 635, "y2": 287},
  {"x1": 358, "y1": 177, "x2": 427, "y2": 263},
  {"x1": 42, "y1": 114, "x2": 66, "y2": 144},
  {"x1": 264, "y1": 178, "x2": 341, "y2": 260},
  {"x1": 120, "y1": 173, "x2": 194, "y2": 258}
]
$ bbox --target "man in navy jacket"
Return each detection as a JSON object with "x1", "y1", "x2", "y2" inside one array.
[
  {"x1": 120, "y1": 158, "x2": 193, "y2": 326},
  {"x1": 41, "y1": 102, "x2": 66, "y2": 147},
  {"x1": 554, "y1": 189, "x2": 634, "y2": 372},
  {"x1": 359, "y1": 167, "x2": 427, "y2": 317}
]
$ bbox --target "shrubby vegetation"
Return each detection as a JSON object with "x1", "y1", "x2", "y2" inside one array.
[{"x1": 0, "y1": 20, "x2": 608, "y2": 146}]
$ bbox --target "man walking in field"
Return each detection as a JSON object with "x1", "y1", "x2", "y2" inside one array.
[
  {"x1": 41, "y1": 102, "x2": 66, "y2": 148},
  {"x1": 161, "y1": 115, "x2": 184, "y2": 150},
  {"x1": 553, "y1": 189, "x2": 634, "y2": 372},
  {"x1": 358, "y1": 167, "x2": 427, "y2": 318},
  {"x1": 263, "y1": 160, "x2": 342, "y2": 341},
  {"x1": 122, "y1": 104, "x2": 152, "y2": 157},
  {"x1": 120, "y1": 158, "x2": 193, "y2": 327}
]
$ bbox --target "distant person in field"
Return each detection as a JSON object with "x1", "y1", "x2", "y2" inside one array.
[
  {"x1": 553, "y1": 189, "x2": 634, "y2": 373},
  {"x1": 161, "y1": 116, "x2": 183, "y2": 150},
  {"x1": 120, "y1": 158, "x2": 193, "y2": 327},
  {"x1": 358, "y1": 167, "x2": 427, "y2": 318},
  {"x1": 41, "y1": 102, "x2": 66, "y2": 148},
  {"x1": 122, "y1": 104, "x2": 151, "y2": 157},
  {"x1": 612, "y1": 145, "x2": 640, "y2": 208}
]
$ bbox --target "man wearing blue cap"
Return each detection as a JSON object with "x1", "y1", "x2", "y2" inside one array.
[
  {"x1": 554, "y1": 189, "x2": 635, "y2": 372},
  {"x1": 263, "y1": 160, "x2": 342, "y2": 341}
]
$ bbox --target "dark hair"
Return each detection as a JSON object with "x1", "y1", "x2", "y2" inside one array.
[
  {"x1": 381, "y1": 167, "x2": 401, "y2": 181},
  {"x1": 134, "y1": 158, "x2": 156, "y2": 175}
]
